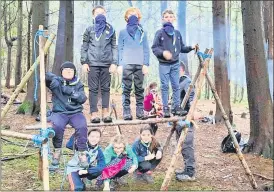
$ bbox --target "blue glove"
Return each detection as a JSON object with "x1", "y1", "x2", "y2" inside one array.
[
  {"x1": 61, "y1": 85, "x2": 74, "y2": 95},
  {"x1": 178, "y1": 119, "x2": 191, "y2": 127},
  {"x1": 50, "y1": 78, "x2": 60, "y2": 90}
]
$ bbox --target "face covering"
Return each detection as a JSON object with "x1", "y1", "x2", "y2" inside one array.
[
  {"x1": 126, "y1": 15, "x2": 139, "y2": 38},
  {"x1": 94, "y1": 14, "x2": 106, "y2": 38},
  {"x1": 163, "y1": 22, "x2": 175, "y2": 36}
]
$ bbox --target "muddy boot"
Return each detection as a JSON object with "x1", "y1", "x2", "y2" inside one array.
[
  {"x1": 171, "y1": 106, "x2": 188, "y2": 116},
  {"x1": 163, "y1": 106, "x2": 171, "y2": 118},
  {"x1": 78, "y1": 151, "x2": 89, "y2": 169},
  {"x1": 136, "y1": 106, "x2": 148, "y2": 120},
  {"x1": 123, "y1": 106, "x2": 132, "y2": 121},
  {"x1": 176, "y1": 168, "x2": 196, "y2": 182},
  {"x1": 51, "y1": 148, "x2": 61, "y2": 166},
  {"x1": 102, "y1": 108, "x2": 113, "y2": 123}
]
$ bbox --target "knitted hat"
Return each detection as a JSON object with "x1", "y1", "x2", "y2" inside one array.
[{"x1": 60, "y1": 61, "x2": 76, "y2": 76}]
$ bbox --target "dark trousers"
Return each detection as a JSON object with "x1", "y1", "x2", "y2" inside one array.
[
  {"x1": 122, "y1": 64, "x2": 144, "y2": 108},
  {"x1": 88, "y1": 66, "x2": 111, "y2": 113},
  {"x1": 137, "y1": 158, "x2": 161, "y2": 173},
  {"x1": 51, "y1": 112, "x2": 88, "y2": 151},
  {"x1": 68, "y1": 171, "x2": 101, "y2": 191},
  {"x1": 175, "y1": 123, "x2": 195, "y2": 171}
]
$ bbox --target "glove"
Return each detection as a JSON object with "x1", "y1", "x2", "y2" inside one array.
[
  {"x1": 109, "y1": 64, "x2": 117, "y2": 74},
  {"x1": 61, "y1": 85, "x2": 74, "y2": 96},
  {"x1": 50, "y1": 78, "x2": 60, "y2": 90}
]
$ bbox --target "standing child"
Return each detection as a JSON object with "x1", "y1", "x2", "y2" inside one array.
[
  {"x1": 151, "y1": 9, "x2": 198, "y2": 118},
  {"x1": 117, "y1": 7, "x2": 150, "y2": 120},
  {"x1": 67, "y1": 128, "x2": 105, "y2": 191},
  {"x1": 132, "y1": 126, "x2": 163, "y2": 183},
  {"x1": 45, "y1": 61, "x2": 88, "y2": 168},
  {"x1": 96, "y1": 135, "x2": 138, "y2": 191},
  {"x1": 81, "y1": 5, "x2": 117, "y2": 124}
]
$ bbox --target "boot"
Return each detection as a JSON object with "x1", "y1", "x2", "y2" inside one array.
[
  {"x1": 91, "y1": 112, "x2": 101, "y2": 123},
  {"x1": 78, "y1": 151, "x2": 89, "y2": 169},
  {"x1": 136, "y1": 106, "x2": 148, "y2": 120},
  {"x1": 163, "y1": 106, "x2": 171, "y2": 118},
  {"x1": 52, "y1": 148, "x2": 61, "y2": 166},
  {"x1": 176, "y1": 167, "x2": 196, "y2": 181},
  {"x1": 171, "y1": 106, "x2": 188, "y2": 116},
  {"x1": 123, "y1": 106, "x2": 132, "y2": 121},
  {"x1": 102, "y1": 108, "x2": 112, "y2": 123}
]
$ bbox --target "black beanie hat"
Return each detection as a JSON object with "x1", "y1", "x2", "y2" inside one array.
[{"x1": 60, "y1": 61, "x2": 76, "y2": 76}]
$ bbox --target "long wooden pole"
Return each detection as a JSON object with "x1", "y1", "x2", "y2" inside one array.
[
  {"x1": 163, "y1": 49, "x2": 210, "y2": 152},
  {"x1": 1, "y1": 33, "x2": 56, "y2": 119},
  {"x1": 25, "y1": 116, "x2": 187, "y2": 130},
  {"x1": 37, "y1": 25, "x2": 50, "y2": 190},
  {"x1": 204, "y1": 68, "x2": 257, "y2": 189},
  {"x1": 1, "y1": 130, "x2": 47, "y2": 143},
  {"x1": 160, "y1": 48, "x2": 214, "y2": 191}
]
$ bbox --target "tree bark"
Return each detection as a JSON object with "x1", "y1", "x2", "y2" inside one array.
[
  {"x1": 15, "y1": 0, "x2": 23, "y2": 87},
  {"x1": 161, "y1": 0, "x2": 167, "y2": 15},
  {"x1": 65, "y1": 0, "x2": 74, "y2": 62},
  {"x1": 24, "y1": 1, "x2": 49, "y2": 115},
  {"x1": 241, "y1": 0, "x2": 273, "y2": 159},
  {"x1": 27, "y1": 1, "x2": 33, "y2": 71},
  {"x1": 212, "y1": 0, "x2": 232, "y2": 124},
  {"x1": 234, "y1": 10, "x2": 239, "y2": 103}
]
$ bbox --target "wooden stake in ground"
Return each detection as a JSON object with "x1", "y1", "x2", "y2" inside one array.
[
  {"x1": 160, "y1": 48, "x2": 214, "y2": 191},
  {"x1": 37, "y1": 25, "x2": 50, "y2": 190},
  {"x1": 111, "y1": 100, "x2": 122, "y2": 135},
  {"x1": 0, "y1": 33, "x2": 56, "y2": 119}
]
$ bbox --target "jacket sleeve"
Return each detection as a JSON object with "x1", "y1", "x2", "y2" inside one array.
[
  {"x1": 132, "y1": 140, "x2": 145, "y2": 162},
  {"x1": 151, "y1": 30, "x2": 164, "y2": 58},
  {"x1": 142, "y1": 32, "x2": 150, "y2": 66},
  {"x1": 117, "y1": 31, "x2": 124, "y2": 66},
  {"x1": 179, "y1": 32, "x2": 193, "y2": 53},
  {"x1": 111, "y1": 31, "x2": 118, "y2": 65},
  {"x1": 80, "y1": 27, "x2": 90, "y2": 65},
  {"x1": 45, "y1": 72, "x2": 60, "y2": 90},
  {"x1": 71, "y1": 83, "x2": 87, "y2": 104},
  {"x1": 180, "y1": 78, "x2": 195, "y2": 103},
  {"x1": 127, "y1": 145, "x2": 138, "y2": 167},
  {"x1": 87, "y1": 148, "x2": 106, "y2": 174},
  {"x1": 103, "y1": 145, "x2": 113, "y2": 165}
]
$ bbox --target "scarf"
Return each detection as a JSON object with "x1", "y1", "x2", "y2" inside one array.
[
  {"x1": 163, "y1": 22, "x2": 175, "y2": 36},
  {"x1": 126, "y1": 15, "x2": 139, "y2": 38}
]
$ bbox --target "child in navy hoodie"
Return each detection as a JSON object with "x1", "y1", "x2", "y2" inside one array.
[
  {"x1": 151, "y1": 9, "x2": 198, "y2": 118},
  {"x1": 117, "y1": 7, "x2": 150, "y2": 121}
]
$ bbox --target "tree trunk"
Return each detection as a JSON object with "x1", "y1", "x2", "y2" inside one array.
[
  {"x1": 161, "y1": 0, "x2": 167, "y2": 15},
  {"x1": 177, "y1": 1, "x2": 189, "y2": 76},
  {"x1": 212, "y1": 0, "x2": 232, "y2": 124},
  {"x1": 241, "y1": 1, "x2": 273, "y2": 159},
  {"x1": 15, "y1": 0, "x2": 23, "y2": 87},
  {"x1": 23, "y1": 1, "x2": 49, "y2": 115},
  {"x1": 234, "y1": 10, "x2": 239, "y2": 103},
  {"x1": 0, "y1": 1, "x2": 2, "y2": 93},
  {"x1": 65, "y1": 0, "x2": 74, "y2": 62},
  {"x1": 27, "y1": 1, "x2": 33, "y2": 71}
]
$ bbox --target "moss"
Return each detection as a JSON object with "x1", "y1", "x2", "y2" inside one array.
[{"x1": 17, "y1": 100, "x2": 33, "y2": 115}]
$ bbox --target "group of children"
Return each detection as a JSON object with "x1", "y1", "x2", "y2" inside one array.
[{"x1": 45, "y1": 5, "x2": 198, "y2": 191}]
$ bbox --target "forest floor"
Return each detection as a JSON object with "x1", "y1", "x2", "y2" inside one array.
[{"x1": 1, "y1": 88, "x2": 273, "y2": 191}]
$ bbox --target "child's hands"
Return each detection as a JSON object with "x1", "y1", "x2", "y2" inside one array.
[
  {"x1": 109, "y1": 64, "x2": 117, "y2": 74},
  {"x1": 163, "y1": 50, "x2": 172, "y2": 60},
  {"x1": 128, "y1": 165, "x2": 137, "y2": 173},
  {"x1": 117, "y1": 66, "x2": 123, "y2": 75},
  {"x1": 193, "y1": 44, "x2": 199, "y2": 52},
  {"x1": 82, "y1": 64, "x2": 90, "y2": 73},
  {"x1": 156, "y1": 151, "x2": 162, "y2": 160},
  {"x1": 78, "y1": 170, "x2": 88, "y2": 175},
  {"x1": 50, "y1": 78, "x2": 60, "y2": 90},
  {"x1": 145, "y1": 153, "x2": 155, "y2": 161},
  {"x1": 142, "y1": 65, "x2": 148, "y2": 75}
]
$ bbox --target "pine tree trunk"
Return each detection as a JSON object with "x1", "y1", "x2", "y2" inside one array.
[
  {"x1": 161, "y1": 1, "x2": 167, "y2": 15},
  {"x1": 241, "y1": 0, "x2": 273, "y2": 159},
  {"x1": 27, "y1": 1, "x2": 33, "y2": 71},
  {"x1": 212, "y1": 0, "x2": 232, "y2": 124},
  {"x1": 15, "y1": 0, "x2": 23, "y2": 87},
  {"x1": 65, "y1": 0, "x2": 74, "y2": 62},
  {"x1": 234, "y1": 10, "x2": 239, "y2": 103}
]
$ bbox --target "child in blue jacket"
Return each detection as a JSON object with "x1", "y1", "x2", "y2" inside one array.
[
  {"x1": 117, "y1": 7, "x2": 150, "y2": 121},
  {"x1": 132, "y1": 126, "x2": 163, "y2": 183},
  {"x1": 67, "y1": 128, "x2": 105, "y2": 191}
]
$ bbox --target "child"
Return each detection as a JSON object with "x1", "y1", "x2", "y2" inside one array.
[
  {"x1": 132, "y1": 126, "x2": 163, "y2": 183},
  {"x1": 45, "y1": 61, "x2": 88, "y2": 168},
  {"x1": 151, "y1": 9, "x2": 198, "y2": 118},
  {"x1": 117, "y1": 7, "x2": 150, "y2": 120},
  {"x1": 96, "y1": 135, "x2": 138, "y2": 191},
  {"x1": 144, "y1": 82, "x2": 163, "y2": 134},
  {"x1": 81, "y1": 5, "x2": 117, "y2": 124},
  {"x1": 67, "y1": 128, "x2": 105, "y2": 191}
]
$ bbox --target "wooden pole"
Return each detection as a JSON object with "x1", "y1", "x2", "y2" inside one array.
[
  {"x1": 163, "y1": 49, "x2": 210, "y2": 152},
  {"x1": 160, "y1": 48, "x2": 214, "y2": 191},
  {"x1": 111, "y1": 100, "x2": 122, "y2": 135},
  {"x1": 37, "y1": 25, "x2": 50, "y2": 190},
  {"x1": 1, "y1": 33, "x2": 56, "y2": 119},
  {"x1": 1, "y1": 130, "x2": 47, "y2": 143},
  {"x1": 204, "y1": 69, "x2": 257, "y2": 189},
  {"x1": 25, "y1": 116, "x2": 187, "y2": 130}
]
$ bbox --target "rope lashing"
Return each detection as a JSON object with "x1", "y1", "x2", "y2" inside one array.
[{"x1": 197, "y1": 51, "x2": 212, "y2": 60}]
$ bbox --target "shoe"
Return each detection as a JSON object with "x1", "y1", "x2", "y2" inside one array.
[
  {"x1": 136, "y1": 106, "x2": 148, "y2": 120},
  {"x1": 114, "y1": 176, "x2": 128, "y2": 186},
  {"x1": 133, "y1": 171, "x2": 144, "y2": 182},
  {"x1": 163, "y1": 107, "x2": 171, "y2": 118},
  {"x1": 91, "y1": 117, "x2": 101, "y2": 123},
  {"x1": 51, "y1": 148, "x2": 61, "y2": 166},
  {"x1": 142, "y1": 173, "x2": 154, "y2": 184},
  {"x1": 103, "y1": 116, "x2": 112, "y2": 123},
  {"x1": 109, "y1": 180, "x2": 116, "y2": 191},
  {"x1": 176, "y1": 174, "x2": 196, "y2": 181},
  {"x1": 78, "y1": 151, "x2": 89, "y2": 169},
  {"x1": 176, "y1": 168, "x2": 196, "y2": 182},
  {"x1": 171, "y1": 106, "x2": 188, "y2": 116},
  {"x1": 123, "y1": 106, "x2": 133, "y2": 121}
]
